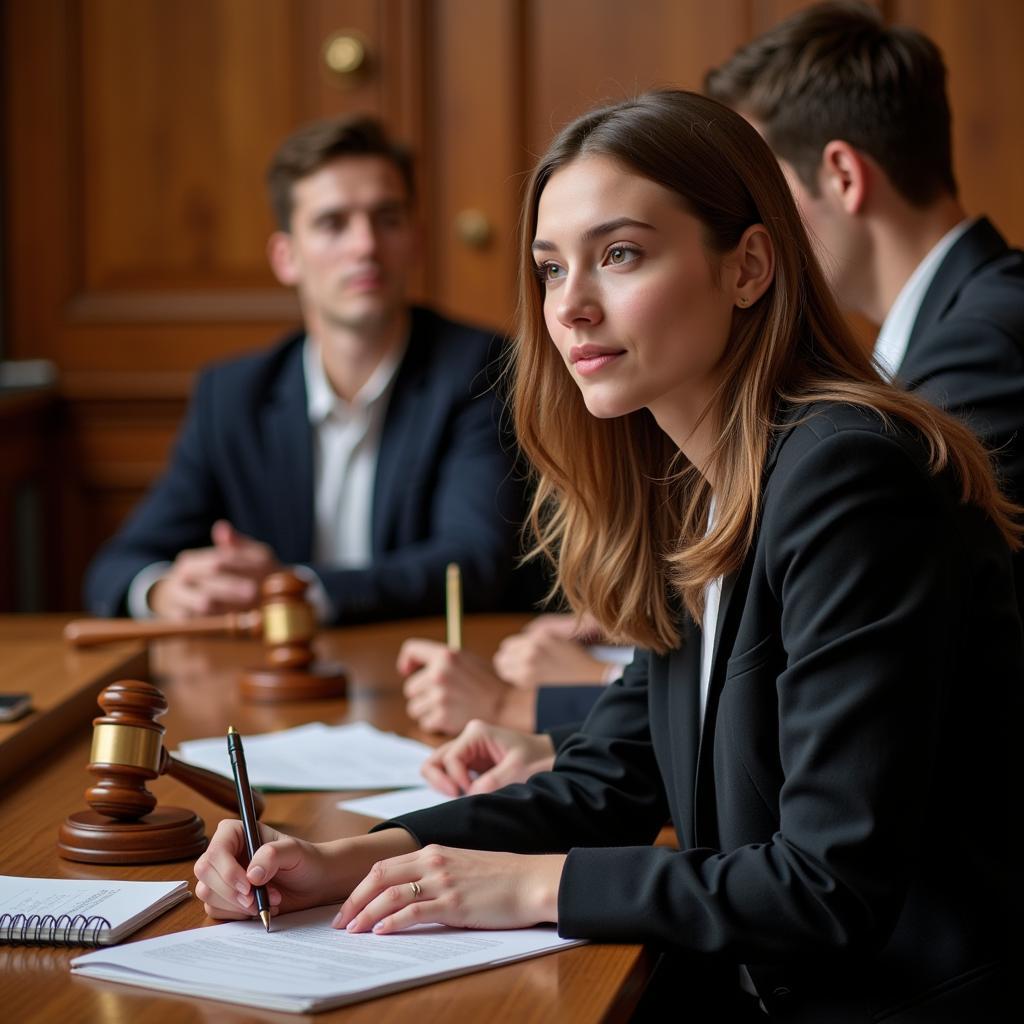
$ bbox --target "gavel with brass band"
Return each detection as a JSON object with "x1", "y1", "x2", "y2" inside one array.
[
  {"x1": 58, "y1": 679, "x2": 264, "y2": 864},
  {"x1": 65, "y1": 571, "x2": 313, "y2": 662},
  {"x1": 64, "y1": 571, "x2": 347, "y2": 701}
]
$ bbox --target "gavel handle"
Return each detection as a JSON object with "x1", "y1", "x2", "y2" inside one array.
[
  {"x1": 163, "y1": 752, "x2": 266, "y2": 818},
  {"x1": 64, "y1": 611, "x2": 263, "y2": 647}
]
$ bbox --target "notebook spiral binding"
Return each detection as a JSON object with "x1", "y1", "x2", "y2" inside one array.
[{"x1": 0, "y1": 911, "x2": 112, "y2": 945}]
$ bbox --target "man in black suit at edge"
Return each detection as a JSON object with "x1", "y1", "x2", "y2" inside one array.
[
  {"x1": 706, "y1": 0, "x2": 1024, "y2": 612},
  {"x1": 85, "y1": 116, "x2": 531, "y2": 624}
]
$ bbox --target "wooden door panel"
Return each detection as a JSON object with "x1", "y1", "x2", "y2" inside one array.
[
  {"x1": 5, "y1": 0, "x2": 423, "y2": 374},
  {"x1": 80, "y1": 1, "x2": 294, "y2": 289},
  {"x1": 895, "y1": 0, "x2": 1024, "y2": 245},
  {"x1": 430, "y1": 0, "x2": 524, "y2": 331},
  {"x1": 525, "y1": 0, "x2": 746, "y2": 159}
]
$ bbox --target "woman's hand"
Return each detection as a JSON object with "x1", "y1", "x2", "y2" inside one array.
[
  {"x1": 523, "y1": 611, "x2": 602, "y2": 642},
  {"x1": 194, "y1": 822, "x2": 420, "y2": 921},
  {"x1": 398, "y1": 638, "x2": 535, "y2": 734},
  {"x1": 334, "y1": 845, "x2": 566, "y2": 934},
  {"x1": 421, "y1": 719, "x2": 556, "y2": 795},
  {"x1": 193, "y1": 820, "x2": 336, "y2": 920},
  {"x1": 492, "y1": 631, "x2": 608, "y2": 687}
]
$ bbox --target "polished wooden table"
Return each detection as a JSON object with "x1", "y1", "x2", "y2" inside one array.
[
  {"x1": 0, "y1": 615, "x2": 147, "y2": 785},
  {"x1": 0, "y1": 615, "x2": 651, "y2": 1024}
]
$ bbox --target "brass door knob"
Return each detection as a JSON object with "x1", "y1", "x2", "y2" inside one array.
[
  {"x1": 455, "y1": 209, "x2": 493, "y2": 249},
  {"x1": 323, "y1": 32, "x2": 368, "y2": 83}
]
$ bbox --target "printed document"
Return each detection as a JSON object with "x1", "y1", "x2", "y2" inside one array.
[
  {"x1": 338, "y1": 786, "x2": 456, "y2": 819},
  {"x1": 174, "y1": 721, "x2": 432, "y2": 790},
  {"x1": 71, "y1": 905, "x2": 583, "y2": 1012}
]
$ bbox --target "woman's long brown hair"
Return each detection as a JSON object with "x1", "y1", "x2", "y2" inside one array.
[{"x1": 512, "y1": 90, "x2": 1019, "y2": 654}]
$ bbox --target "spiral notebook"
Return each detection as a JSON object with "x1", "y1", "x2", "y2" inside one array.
[{"x1": 0, "y1": 875, "x2": 190, "y2": 946}]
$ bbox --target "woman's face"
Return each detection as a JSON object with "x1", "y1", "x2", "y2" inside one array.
[{"x1": 532, "y1": 155, "x2": 738, "y2": 443}]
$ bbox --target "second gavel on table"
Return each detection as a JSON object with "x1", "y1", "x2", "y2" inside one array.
[{"x1": 64, "y1": 571, "x2": 315, "y2": 670}]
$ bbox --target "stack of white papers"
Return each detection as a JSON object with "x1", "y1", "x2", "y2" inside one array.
[
  {"x1": 174, "y1": 722, "x2": 433, "y2": 790},
  {"x1": 338, "y1": 786, "x2": 456, "y2": 819},
  {"x1": 71, "y1": 905, "x2": 583, "y2": 1012}
]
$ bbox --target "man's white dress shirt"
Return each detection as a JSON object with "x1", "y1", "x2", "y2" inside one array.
[
  {"x1": 128, "y1": 335, "x2": 405, "y2": 621},
  {"x1": 873, "y1": 218, "x2": 974, "y2": 379}
]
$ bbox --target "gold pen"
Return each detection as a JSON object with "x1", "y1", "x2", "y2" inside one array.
[{"x1": 445, "y1": 563, "x2": 462, "y2": 651}]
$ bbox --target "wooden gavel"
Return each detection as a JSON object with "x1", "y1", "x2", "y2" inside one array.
[
  {"x1": 58, "y1": 678, "x2": 263, "y2": 864},
  {"x1": 81, "y1": 679, "x2": 264, "y2": 820},
  {"x1": 65, "y1": 571, "x2": 316, "y2": 671}
]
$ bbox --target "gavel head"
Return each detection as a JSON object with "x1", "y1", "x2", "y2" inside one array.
[
  {"x1": 258, "y1": 571, "x2": 316, "y2": 670},
  {"x1": 84, "y1": 680, "x2": 168, "y2": 821}
]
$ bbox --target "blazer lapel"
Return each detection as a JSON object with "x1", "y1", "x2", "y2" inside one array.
[
  {"x1": 691, "y1": 551, "x2": 755, "y2": 847},
  {"x1": 687, "y1": 406, "x2": 800, "y2": 844},
  {"x1": 901, "y1": 217, "x2": 1008, "y2": 376},
  {"x1": 261, "y1": 340, "x2": 314, "y2": 563},
  {"x1": 667, "y1": 616, "x2": 702, "y2": 850}
]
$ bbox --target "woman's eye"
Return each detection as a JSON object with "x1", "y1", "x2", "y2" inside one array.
[
  {"x1": 536, "y1": 262, "x2": 565, "y2": 282},
  {"x1": 605, "y1": 246, "x2": 638, "y2": 266}
]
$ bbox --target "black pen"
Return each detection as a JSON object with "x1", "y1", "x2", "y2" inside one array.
[{"x1": 226, "y1": 726, "x2": 271, "y2": 932}]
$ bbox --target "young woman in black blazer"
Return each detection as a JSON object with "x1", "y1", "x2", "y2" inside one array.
[{"x1": 195, "y1": 91, "x2": 1021, "y2": 1022}]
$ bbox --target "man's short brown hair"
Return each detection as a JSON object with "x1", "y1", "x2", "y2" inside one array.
[
  {"x1": 704, "y1": 0, "x2": 957, "y2": 206},
  {"x1": 266, "y1": 115, "x2": 415, "y2": 230}
]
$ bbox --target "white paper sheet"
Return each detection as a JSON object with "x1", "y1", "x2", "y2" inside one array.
[
  {"x1": 173, "y1": 721, "x2": 433, "y2": 790},
  {"x1": 588, "y1": 644, "x2": 636, "y2": 665},
  {"x1": 71, "y1": 905, "x2": 583, "y2": 1013},
  {"x1": 338, "y1": 786, "x2": 456, "y2": 819}
]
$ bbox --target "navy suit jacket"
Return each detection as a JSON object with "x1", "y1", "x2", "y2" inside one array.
[
  {"x1": 85, "y1": 307, "x2": 533, "y2": 622},
  {"x1": 387, "y1": 403, "x2": 1021, "y2": 1022},
  {"x1": 897, "y1": 217, "x2": 1024, "y2": 608}
]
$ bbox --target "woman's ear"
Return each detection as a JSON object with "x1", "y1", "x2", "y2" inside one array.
[
  {"x1": 731, "y1": 224, "x2": 774, "y2": 308},
  {"x1": 267, "y1": 231, "x2": 300, "y2": 287}
]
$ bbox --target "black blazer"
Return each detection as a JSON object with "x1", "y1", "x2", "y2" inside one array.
[
  {"x1": 389, "y1": 403, "x2": 1021, "y2": 1022},
  {"x1": 85, "y1": 307, "x2": 532, "y2": 622},
  {"x1": 898, "y1": 217, "x2": 1024, "y2": 609}
]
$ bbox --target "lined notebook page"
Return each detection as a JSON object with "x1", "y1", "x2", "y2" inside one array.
[{"x1": 0, "y1": 876, "x2": 189, "y2": 945}]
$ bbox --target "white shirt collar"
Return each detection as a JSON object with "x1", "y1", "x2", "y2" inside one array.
[
  {"x1": 303, "y1": 334, "x2": 407, "y2": 425},
  {"x1": 873, "y1": 217, "x2": 975, "y2": 379},
  {"x1": 699, "y1": 496, "x2": 721, "y2": 730}
]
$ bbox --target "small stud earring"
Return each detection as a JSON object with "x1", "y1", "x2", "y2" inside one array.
[{"x1": 737, "y1": 296, "x2": 750, "y2": 307}]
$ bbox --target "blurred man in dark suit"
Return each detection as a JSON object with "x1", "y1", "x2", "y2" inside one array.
[{"x1": 86, "y1": 116, "x2": 530, "y2": 624}]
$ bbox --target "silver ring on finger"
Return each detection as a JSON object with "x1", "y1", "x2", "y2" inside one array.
[{"x1": 409, "y1": 881, "x2": 422, "y2": 899}]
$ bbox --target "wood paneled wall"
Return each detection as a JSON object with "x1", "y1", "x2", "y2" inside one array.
[{"x1": 3, "y1": 0, "x2": 1021, "y2": 609}]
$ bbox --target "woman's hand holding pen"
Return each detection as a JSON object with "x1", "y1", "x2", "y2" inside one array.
[
  {"x1": 195, "y1": 820, "x2": 563, "y2": 935},
  {"x1": 194, "y1": 822, "x2": 418, "y2": 921},
  {"x1": 335, "y1": 847, "x2": 566, "y2": 935},
  {"x1": 398, "y1": 639, "x2": 535, "y2": 735},
  {"x1": 194, "y1": 820, "x2": 333, "y2": 920}
]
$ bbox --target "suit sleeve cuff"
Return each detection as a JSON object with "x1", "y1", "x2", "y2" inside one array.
[
  {"x1": 126, "y1": 562, "x2": 172, "y2": 619},
  {"x1": 292, "y1": 565, "x2": 334, "y2": 624}
]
